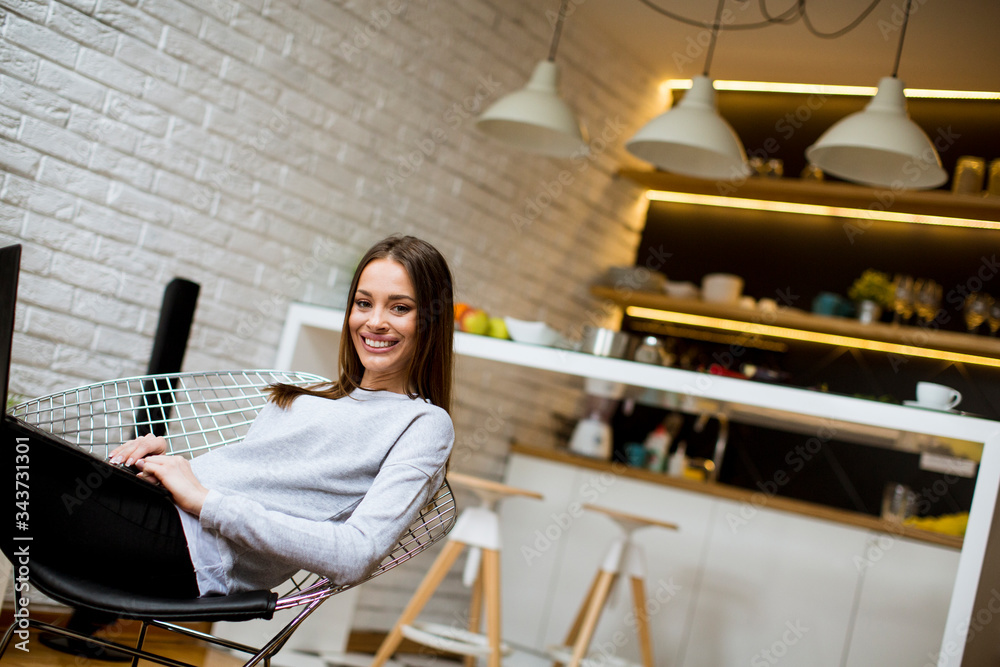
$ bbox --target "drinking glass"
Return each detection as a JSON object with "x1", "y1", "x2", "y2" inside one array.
[
  {"x1": 913, "y1": 280, "x2": 942, "y2": 325},
  {"x1": 891, "y1": 275, "x2": 915, "y2": 325},
  {"x1": 964, "y1": 293, "x2": 990, "y2": 333}
]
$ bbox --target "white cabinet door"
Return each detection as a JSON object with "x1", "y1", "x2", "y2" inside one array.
[
  {"x1": 504, "y1": 455, "x2": 717, "y2": 667},
  {"x1": 500, "y1": 454, "x2": 582, "y2": 666},
  {"x1": 683, "y1": 500, "x2": 870, "y2": 667},
  {"x1": 843, "y1": 534, "x2": 960, "y2": 666}
]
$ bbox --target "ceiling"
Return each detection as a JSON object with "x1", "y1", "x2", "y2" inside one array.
[{"x1": 573, "y1": 0, "x2": 1000, "y2": 92}]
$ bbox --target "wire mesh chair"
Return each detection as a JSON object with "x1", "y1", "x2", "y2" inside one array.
[{"x1": 0, "y1": 369, "x2": 457, "y2": 667}]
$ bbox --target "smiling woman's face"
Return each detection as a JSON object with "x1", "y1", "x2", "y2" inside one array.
[{"x1": 348, "y1": 258, "x2": 418, "y2": 393}]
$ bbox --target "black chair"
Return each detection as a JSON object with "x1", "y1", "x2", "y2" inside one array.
[{"x1": 0, "y1": 369, "x2": 457, "y2": 667}]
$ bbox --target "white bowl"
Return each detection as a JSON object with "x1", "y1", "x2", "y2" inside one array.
[
  {"x1": 504, "y1": 317, "x2": 559, "y2": 346},
  {"x1": 701, "y1": 273, "x2": 744, "y2": 304},
  {"x1": 664, "y1": 280, "x2": 699, "y2": 300}
]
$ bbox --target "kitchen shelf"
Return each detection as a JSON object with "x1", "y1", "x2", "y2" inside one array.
[
  {"x1": 276, "y1": 303, "x2": 1000, "y2": 447},
  {"x1": 619, "y1": 168, "x2": 1000, "y2": 224},
  {"x1": 591, "y1": 286, "x2": 1000, "y2": 365},
  {"x1": 511, "y1": 443, "x2": 964, "y2": 550}
]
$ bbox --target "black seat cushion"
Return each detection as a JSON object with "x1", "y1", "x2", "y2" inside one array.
[{"x1": 29, "y1": 560, "x2": 276, "y2": 622}]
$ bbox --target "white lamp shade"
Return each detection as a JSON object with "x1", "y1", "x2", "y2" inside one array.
[
  {"x1": 476, "y1": 60, "x2": 588, "y2": 158},
  {"x1": 805, "y1": 77, "x2": 947, "y2": 190},
  {"x1": 626, "y1": 75, "x2": 750, "y2": 181}
]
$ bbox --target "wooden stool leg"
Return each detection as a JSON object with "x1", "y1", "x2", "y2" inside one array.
[
  {"x1": 371, "y1": 540, "x2": 467, "y2": 667},
  {"x1": 561, "y1": 570, "x2": 604, "y2": 649},
  {"x1": 567, "y1": 571, "x2": 616, "y2": 667},
  {"x1": 464, "y1": 567, "x2": 485, "y2": 667},
  {"x1": 630, "y1": 576, "x2": 654, "y2": 667},
  {"x1": 482, "y1": 548, "x2": 503, "y2": 667}
]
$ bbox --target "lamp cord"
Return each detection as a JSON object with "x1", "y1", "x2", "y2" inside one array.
[
  {"x1": 548, "y1": 0, "x2": 571, "y2": 61},
  {"x1": 702, "y1": 0, "x2": 728, "y2": 77},
  {"x1": 890, "y1": 0, "x2": 912, "y2": 77},
  {"x1": 639, "y1": 0, "x2": 882, "y2": 39}
]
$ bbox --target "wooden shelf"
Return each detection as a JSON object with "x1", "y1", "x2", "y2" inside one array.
[
  {"x1": 512, "y1": 443, "x2": 965, "y2": 550},
  {"x1": 592, "y1": 286, "x2": 1000, "y2": 364},
  {"x1": 619, "y1": 168, "x2": 1000, "y2": 224}
]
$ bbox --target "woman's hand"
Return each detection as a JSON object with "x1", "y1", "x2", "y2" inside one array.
[
  {"x1": 134, "y1": 456, "x2": 209, "y2": 517},
  {"x1": 109, "y1": 433, "x2": 168, "y2": 468}
]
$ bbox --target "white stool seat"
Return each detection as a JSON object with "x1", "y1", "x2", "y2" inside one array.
[{"x1": 401, "y1": 622, "x2": 512, "y2": 657}]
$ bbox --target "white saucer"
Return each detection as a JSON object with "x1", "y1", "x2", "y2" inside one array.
[{"x1": 903, "y1": 400, "x2": 957, "y2": 413}]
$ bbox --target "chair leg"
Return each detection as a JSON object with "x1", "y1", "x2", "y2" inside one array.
[
  {"x1": 629, "y1": 576, "x2": 654, "y2": 667},
  {"x1": 566, "y1": 571, "x2": 616, "y2": 667},
  {"x1": 482, "y1": 548, "x2": 502, "y2": 667},
  {"x1": 561, "y1": 570, "x2": 604, "y2": 650},
  {"x1": 464, "y1": 568, "x2": 484, "y2": 667},
  {"x1": 132, "y1": 621, "x2": 149, "y2": 667},
  {"x1": 371, "y1": 539, "x2": 467, "y2": 667}
]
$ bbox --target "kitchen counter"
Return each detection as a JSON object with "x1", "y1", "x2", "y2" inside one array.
[
  {"x1": 510, "y1": 443, "x2": 964, "y2": 550},
  {"x1": 276, "y1": 301, "x2": 1000, "y2": 665}
]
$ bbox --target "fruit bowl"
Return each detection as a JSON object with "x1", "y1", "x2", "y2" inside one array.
[{"x1": 503, "y1": 318, "x2": 559, "y2": 346}]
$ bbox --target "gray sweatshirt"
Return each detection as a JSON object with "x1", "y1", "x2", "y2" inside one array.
[{"x1": 180, "y1": 388, "x2": 453, "y2": 595}]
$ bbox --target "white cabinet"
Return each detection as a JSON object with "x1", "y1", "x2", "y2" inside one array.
[
  {"x1": 844, "y1": 536, "x2": 960, "y2": 666},
  {"x1": 502, "y1": 453, "x2": 961, "y2": 667},
  {"x1": 685, "y1": 500, "x2": 868, "y2": 667}
]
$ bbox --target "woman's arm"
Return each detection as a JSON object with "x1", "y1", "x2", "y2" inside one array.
[{"x1": 199, "y1": 410, "x2": 453, "y2": 585}]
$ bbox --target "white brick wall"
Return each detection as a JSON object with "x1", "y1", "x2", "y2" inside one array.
[{"x1": 0, "y1": 0, "x2": 662, "y2": 634}]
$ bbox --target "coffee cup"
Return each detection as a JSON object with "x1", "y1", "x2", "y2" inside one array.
[{"x1": 915, "y1": 382, "x2": 962, "y2": 410}]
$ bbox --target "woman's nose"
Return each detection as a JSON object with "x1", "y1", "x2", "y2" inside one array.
[{"x1": 367, "y1": 307, "x2": 388, "y2": 329}]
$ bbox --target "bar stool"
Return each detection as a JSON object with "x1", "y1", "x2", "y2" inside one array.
[
  {"x1": 548, "y1": 504, "x2": 679, "y2": 667},
  {"x1": 371, "y1": 471, "x2": 543, "y2": 667}
]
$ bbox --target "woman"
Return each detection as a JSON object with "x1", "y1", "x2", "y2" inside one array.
[{"x1": 36, "y1": 235, "x2": 455, "y2": 651}]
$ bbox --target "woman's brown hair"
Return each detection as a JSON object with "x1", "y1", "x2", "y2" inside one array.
[{"x1": 267, "y1": 236, "x2": 454, "y2": 412}]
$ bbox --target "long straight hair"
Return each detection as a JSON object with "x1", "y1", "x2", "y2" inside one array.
[{"x1": 268, "y1": 236, "x2": 454, "y2": 412}]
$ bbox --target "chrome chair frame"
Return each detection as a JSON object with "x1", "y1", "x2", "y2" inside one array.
[{"x1": 0, "y1": 370, "x2": 457, "y2": 667}]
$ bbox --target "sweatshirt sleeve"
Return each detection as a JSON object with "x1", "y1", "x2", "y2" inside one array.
[{"x1": 198, "y1": 409, "x2": 453, "y2": 585}]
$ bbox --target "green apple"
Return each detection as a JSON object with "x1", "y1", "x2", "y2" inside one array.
[
  {"x1": 459, "y1": 308, "x2": 490, "y2": 335},
  {"x1": 487, "y1": 317, "x2": 509, "y2": 339}
]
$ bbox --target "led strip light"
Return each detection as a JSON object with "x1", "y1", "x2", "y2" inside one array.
[
  {"x1": 644, "y1": 190, "x2": 1000, "y2": 231},
  {"x1": 663, "y1": 79, "x2": 1000, "y2": 100},
  {"x1": 626, "y1": 306, "x2": 1000, "y2": 369}
]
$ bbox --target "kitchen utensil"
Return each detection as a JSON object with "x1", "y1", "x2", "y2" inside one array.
[
  {"x1": 632, "y1": 335, "x2": 670, "y2": 366},
  {"x1": 568, "y1": 415, "x2": 613, "y2": 459},
  {"x1": 915, "y1": 382, "x2": 962, "y2": 410},
  {"x1": 881, "y1": 483, "x2": 917, "y2": 523},
  {"x1": 579, "y1": 326, "x2": 633, "y2": 358},
  {"x1": 701, "y1": 273, "x2": 744, "y2": 305}
]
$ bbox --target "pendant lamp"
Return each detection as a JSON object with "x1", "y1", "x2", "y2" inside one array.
[
  {"x1": 804, "y1": 0, "x2": 947, "y2": 189},
  {"x1": 475, "y1": 0, "x2": 587, "y2": 158},
  {"x1": 625, "y1": 0, "x2": 750, "y2": 181}
]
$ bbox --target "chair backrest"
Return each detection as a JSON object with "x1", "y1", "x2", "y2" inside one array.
[{"x1": 11, "y1": 370, "x2": 457, "y2": 606}]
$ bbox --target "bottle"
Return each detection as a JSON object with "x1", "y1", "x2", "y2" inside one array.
[
  {"x1": 668, "y1": 442, "x2": 687, "y2": 477},
  {"x1": 643, "y1": 423, "x2": 670, "y2": 472}
]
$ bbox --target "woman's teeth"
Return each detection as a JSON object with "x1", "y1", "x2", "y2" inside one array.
[{"x1": 365, "y1": 337, "x2": 397, "y2": 348}]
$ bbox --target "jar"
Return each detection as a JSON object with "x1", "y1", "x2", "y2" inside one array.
[
  {"x1": 952, "y1": 156, "x2": 986, "y2": 195},
  {"x1": 632, "y1": 336, "x2": 668, "y2": 365}
]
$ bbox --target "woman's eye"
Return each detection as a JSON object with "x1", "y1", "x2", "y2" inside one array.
[
  {"x1": 355, "y1": 299, "x2": 371, "y2": 309},
  {"x1": 391, "y1": 304, "x2": 411, "y2": 315}
]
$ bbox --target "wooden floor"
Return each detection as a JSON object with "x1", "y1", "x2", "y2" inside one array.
[{"x1": 0, "y1": 615, "x2": 244, "y2": 667}]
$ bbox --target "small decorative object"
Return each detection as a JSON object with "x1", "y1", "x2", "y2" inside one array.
[
  {"x1": 952, "y1": 156, "x2": 986, "y2": 195},
  {"x1": 988, "y1": 158, "x2": 1000, "y2": 197},
  {"x1": 847, "y1": 270, "x2": 893, "y2": 324}
]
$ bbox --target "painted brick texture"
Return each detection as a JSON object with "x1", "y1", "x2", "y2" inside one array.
[{"x1": 0, "y1": 0, "x2": 662, "y2": 631}]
